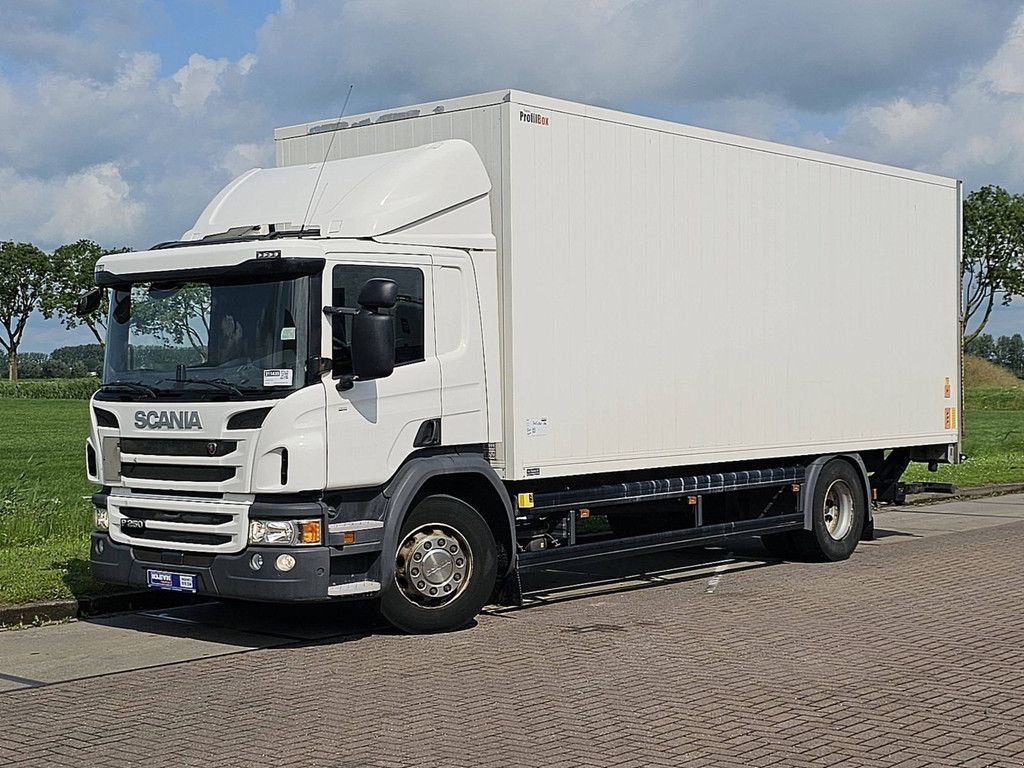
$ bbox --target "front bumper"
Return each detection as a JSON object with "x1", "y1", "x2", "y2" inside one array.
[{"x1": 90, "y1": 533, "x2": 332, "y2": 602}]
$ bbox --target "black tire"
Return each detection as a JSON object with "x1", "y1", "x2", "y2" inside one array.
[
  {"x1": 379, "y1": 495, "x2": 497, "y2": 634},
  {"x1": 790, "y1": 459, "x2": 866, "y2": 562}
]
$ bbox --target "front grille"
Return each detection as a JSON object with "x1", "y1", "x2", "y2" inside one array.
[
  {"x1": 120, "y1": 438, "x2": 238, "y2": 457},
  {"x1": 121, "y1": 464, "x2": 236, "y2": 483},
  {"x1": 120, "y1": 506, "x2": 231, "y2": 526},
  {"x1": 132, "y1": 547, "x2": 215, "y2": 567},
  {"x1": 109, "y1": 495, "x2": 248, "y2": 554},
  {"x1": 125, "y1": 527, "x2": 232, "y2": 546},
  {"x1": 130, "y1": 488, "x2": 222, "y2": 499}
]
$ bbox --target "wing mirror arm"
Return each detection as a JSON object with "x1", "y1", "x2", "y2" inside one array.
[{"x1": 322, "y1": 305, "x2": 358, "y2": 317}]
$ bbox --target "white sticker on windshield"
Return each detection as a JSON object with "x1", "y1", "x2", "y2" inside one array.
[
  {"x1": 280, "y1": 327, "x2": 296, "y2": 341},
  {"x1": 263, "y1": 369, "x2": 293, "y2": 387}
]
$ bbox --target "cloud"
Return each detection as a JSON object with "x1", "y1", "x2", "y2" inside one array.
[
  {"x1": 820, "y1": 11, "x2": 1024, "y2": 190},
  {"x1": 248, "y1": 0, "x2": 1018, "y2": 113},
  {"x1": 0, "y1": 49, "x2": 269, "y2": 250},
  {"x1": 1, "y1": 0, "x2": 1023, "y2": 256},
  {"x1": 0, "y1": 163, "x2": 145, "y2": 247},
  {"x1": 0, "y1": 0, "x2": 153, "y2": 81}
]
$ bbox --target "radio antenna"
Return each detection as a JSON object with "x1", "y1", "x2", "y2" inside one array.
[{"x1": 299, "y1": 83, "x2": 354, "y2": 234}]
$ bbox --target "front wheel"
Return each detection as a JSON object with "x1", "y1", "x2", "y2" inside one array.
[{"x1": 379, "y1": 495, "x2": 497, "y2": 634}]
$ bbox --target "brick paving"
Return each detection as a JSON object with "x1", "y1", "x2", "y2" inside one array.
[{"x1": 2, "y1": 522, "x2": 1024, "y2": 767}]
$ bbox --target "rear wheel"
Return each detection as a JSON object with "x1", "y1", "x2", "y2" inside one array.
[
  {"x1": 793, "y1": 459, "x2": 866, "y2": 561},
  {"x1": 761, "y1": 460, "x2": 866, "y2": 560},
  {"x1": 379, "y1": 495, "x2": 497, "y2": 634}
]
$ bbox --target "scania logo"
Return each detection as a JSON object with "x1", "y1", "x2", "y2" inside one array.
[{"x1": 134, "y1": 410, "x2": 203, "y2": 430}]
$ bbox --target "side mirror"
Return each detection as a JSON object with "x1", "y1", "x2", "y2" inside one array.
[
  {"x1": 351, "y1": 279, "x2": 397, "y2": 381},
  {"x1": 76, "y1": 287, "x2": 102, "y2": 317}
]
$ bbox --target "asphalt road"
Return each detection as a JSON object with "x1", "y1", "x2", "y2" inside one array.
[{"x1": 1, "y1": 495, "x2": 1023, "y2": 766}]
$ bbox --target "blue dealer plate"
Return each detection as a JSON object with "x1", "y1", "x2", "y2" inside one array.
[{"x1": 146, "y1": 569, "x2": 197, "y2": 593}]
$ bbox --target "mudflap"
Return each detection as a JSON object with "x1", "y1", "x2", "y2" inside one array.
[{"x1": 494, "y1": 565, "x2": 524, "y2": 606}]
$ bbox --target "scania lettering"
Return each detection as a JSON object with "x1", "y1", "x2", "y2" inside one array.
[
  {"x1": 86, "y1": 91, "x2": 961, "y2": 633},
  {"x1": 133, "y1": 410, "x2": 204, "y2": 430}
]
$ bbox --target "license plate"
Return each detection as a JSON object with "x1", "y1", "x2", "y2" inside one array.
[{"x1": 146, "y1": 569, "x2": 197, "y2": 593}]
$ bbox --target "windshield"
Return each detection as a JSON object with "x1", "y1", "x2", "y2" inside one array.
[{"x1": 103, "y1": 275, "x2": 309, "y2": 398}]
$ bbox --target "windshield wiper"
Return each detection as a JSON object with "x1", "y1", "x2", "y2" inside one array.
[
  {"x1": 158, "y1": 377, "x2": 245, "y2": 398},
  {"x1": 98, "y1": 380, "x2": 158, "y2": 399}
]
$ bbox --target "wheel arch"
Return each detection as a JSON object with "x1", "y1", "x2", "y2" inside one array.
[
  {"x1": 802, "y1": 453, "x2": 872, "y2": 532},
  {"x1": 380, "y1": 454, "x2": 515, "y2": 589}
]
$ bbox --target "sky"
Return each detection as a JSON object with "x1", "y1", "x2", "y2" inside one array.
[{"x1": 4, "y1": 0, "x2": 1024, "y2": 352}]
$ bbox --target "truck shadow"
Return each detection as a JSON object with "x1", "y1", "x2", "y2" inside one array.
[
  {"x1": 58, "y1": 535, "x2": 843, "y2": 650},
  {"x1": 59, "y1": 543, "x2": 779, "y2": 647},
  {"x1": 498, "y1": 539, "x2": 781, "y2": 616},
  {"x1": 83, "y1": 596, "x2": 386, "y2": 649}
]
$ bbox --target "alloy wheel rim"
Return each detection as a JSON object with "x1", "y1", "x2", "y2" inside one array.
[{"x1": 395, "y1": 523, "x2": 472, "y2": 608}]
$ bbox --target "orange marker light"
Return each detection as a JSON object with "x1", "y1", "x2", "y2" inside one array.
[
  {"x1": 300, "y1": 520, "x2": 322, "y2": 545},
  {"x1": 342, "y1": 531, "x2": 356, "y2": 545},
  {"x1": 578, "y1": 508, "x2": 591, "y2": 519}
]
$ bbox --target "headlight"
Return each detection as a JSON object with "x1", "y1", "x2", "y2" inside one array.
[
  {"x1": 248, "y1": 519, "x2": 321, "y2": 546},
  {"x1": 94, "y1": 505, "x2": 109, "y2": 531}
]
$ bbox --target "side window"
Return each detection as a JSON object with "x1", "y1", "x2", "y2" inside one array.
[{"x1": 331, "y1": 265, "x2": 425, "y2": 376}]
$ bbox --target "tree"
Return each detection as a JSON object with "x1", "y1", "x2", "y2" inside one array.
[
  {"x1": 0, "y1": 241, "x2": 50, "y2": 381},
  {"x1": 962, "y1": 186, "x2": 1024, "y2": 347},
  {"x1": 965, "y1": 332, "x2": 996, "y2": 361},
  {"x1": 1007, "y1": 334, "x2": 1024, "y2": 377},
  {"x1": 40, "y1": 240, "x2": 128, "y2": 346},
  {"x1": 51, "y1": 344, "x2": 105, "y2": 374}
]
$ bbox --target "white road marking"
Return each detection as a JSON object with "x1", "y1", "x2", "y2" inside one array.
[{"x1": 704, "y1": 563, "x2": 731, "y2": 594}]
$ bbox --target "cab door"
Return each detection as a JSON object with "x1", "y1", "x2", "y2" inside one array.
[{"x1": 323, "y1": 254, "x2": 441, "y2": 489}]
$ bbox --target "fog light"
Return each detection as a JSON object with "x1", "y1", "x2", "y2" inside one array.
[
  {"x1": 94, "y1": 506, "x2": 108, "y2": 531},
  {"x1": 249, "y1": 553, "x2": 263, "y2": 571},
  {"x1": 275, "y1": 554, "x2": 296, "y2": 572}
]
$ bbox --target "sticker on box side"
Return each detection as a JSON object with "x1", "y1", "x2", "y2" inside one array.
[
  {"x1": 525, "y1": 417, "x2": 549, "y2": 438},
  {"x1": 263, "y1": 369, "x2": 294, "y2": 387}
]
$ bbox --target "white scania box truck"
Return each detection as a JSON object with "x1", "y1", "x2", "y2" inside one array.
[{"x1": 86, "y1": 90, "x2": 961, "y2": 632}]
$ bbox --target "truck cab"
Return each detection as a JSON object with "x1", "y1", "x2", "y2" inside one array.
[{"x1": 89, "y1": 141, "x2": 514, "y2": 633}]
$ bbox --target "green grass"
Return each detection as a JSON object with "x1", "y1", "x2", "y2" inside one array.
[
  {"x1": 903, "y1": 410, "x2": 1024, "y2": 486},
  {"x1": 0, "y1": 399, "x2": 109, "y2": 605},
  {"x1": 903, "y1": 356, "x2": 1024, "y2": 487}
]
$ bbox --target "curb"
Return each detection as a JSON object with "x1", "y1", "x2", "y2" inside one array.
[
  {"x1": 900, "y1": 482, "x2": 1024, "y2": 506},
  {"x1": 0, "y1": 590, "x2": 201, "y2": 628}
]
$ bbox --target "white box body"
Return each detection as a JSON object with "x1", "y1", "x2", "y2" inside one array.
[{"x1": 276, "y1": 91, "x2": 961, "y2": 482}]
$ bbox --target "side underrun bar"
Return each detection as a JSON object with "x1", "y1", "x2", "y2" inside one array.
[{"x1": 523, "y1": 466, "x2": 806, "y2": 514}]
